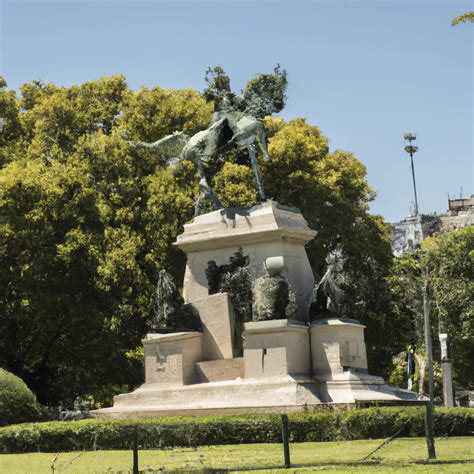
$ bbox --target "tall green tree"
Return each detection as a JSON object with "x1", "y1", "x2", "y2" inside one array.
[
  {"x1": 0, "y1": 77, "x2": 208, "y2": 404},
  {"x1": 0, "y1": 74, "x2": 397, "y2": 404},
  {"x1": 387, "y1": 226, "x2": 474, "y2": 389},
  {"x1": 423, "y1": 227, "x2": 474, "y2": 387}
]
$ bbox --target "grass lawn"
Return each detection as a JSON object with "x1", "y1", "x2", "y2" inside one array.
[{"x1": 0, "y1": 437, "x2": 472, "y2": 473}]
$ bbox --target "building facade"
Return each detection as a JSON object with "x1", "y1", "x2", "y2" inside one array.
[{"x1": 392, "y1": 195, "x2": 474, "y2": 255}]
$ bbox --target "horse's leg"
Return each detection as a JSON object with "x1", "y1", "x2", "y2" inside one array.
[
  {"x1": 248, "y1": 143, "x2": 266, "y2": 202},
  {"x1": 194, "y1": 159, "x2": 223, "y2": 214},
  {"x1": 256, "y1": 122, "x2": 270, "y2": 161}
]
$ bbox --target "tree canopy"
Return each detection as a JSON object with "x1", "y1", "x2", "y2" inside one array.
[
  {"x1": 0, "y1": 76, "x2": 207, "y2": 404},
  {"x1": 452, "y1": 11, "x2": 474, "y2": 26},
  {"x1": 0, "y1": 73, "x2": 436, "y2": 405},
  {"x1": 387, "y1": 226, "x2": 474, "y2": 388}
]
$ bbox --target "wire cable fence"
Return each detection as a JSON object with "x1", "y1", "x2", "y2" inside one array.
[{"x1": 47, "y1": 405, "x2": 448, "y2": 473}]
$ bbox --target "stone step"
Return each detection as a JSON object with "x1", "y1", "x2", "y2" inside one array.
[
  {"x1": 93, "y1": 376, "x2": 423, "y2": 419},
  {"x1": 112, "y1": 377, "x2": 321, "y2": 408},
  {"x1": 196, "y1": 358, "x2": 244, "y2": 383}
]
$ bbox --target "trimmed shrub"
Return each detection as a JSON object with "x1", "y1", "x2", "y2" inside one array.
[
  {"x1": 0, "y1": 407, "x2": 472, "y2": 453},
  {"x1": 288, "y1": 411, "x2": 338, "y2": 442},
  {"x1": 339, "y1": 407, "x2": 397, "y2": 440},
  {"x1": 0, "y1": 369, "x2": 42, "y2": 427}
]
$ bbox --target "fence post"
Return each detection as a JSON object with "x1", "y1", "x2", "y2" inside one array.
[
  {"x1": 133, "y1": 425, "x2": 139, "y2": 474},
  {"x1": 281, "y1": 414, "x2": 291, "y2": 468},
  {"x1": 424, "y1": 402, "x2": 436, "y2": 460}
]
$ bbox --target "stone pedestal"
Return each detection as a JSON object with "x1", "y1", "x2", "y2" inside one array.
[
  {"x1": 439, "y1": 333, "x2": 455, "y2": 407},
  {"x1": 243, "y1": 319, "x2": 310, "y2": 378},
  {"x1": 310, "y1": 318, "x2": 368, "y2": 377},
  {"x1": 92, "y1": 204, "x2": 424, "y2": 420},
  {"x1": 143, "y1": 332, "x2": 202, "y2": 386},
  {"x1": 309, "y1": 318, "x2": 407, "y2": 404},
  {"x1": 175, "y1": 201, "x2": 316, "y2": 321}
]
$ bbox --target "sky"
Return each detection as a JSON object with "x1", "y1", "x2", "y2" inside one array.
[{"x1": 0, "y1": 0, "x2": 472, "y2": 222}]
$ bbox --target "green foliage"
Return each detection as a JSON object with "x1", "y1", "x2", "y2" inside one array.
[
  {"x1": 422, "y1": 227, "x2": 474, "y2": 387},
  {"x1": 0, "y1": 77, "x2": 206, "y2": 406},
  {"x1": 387, "y1": 353, "x2": 443, "y2": 398},
  {"x1": 387, "y1": 227, "x2": 474, "y2": 388},
  {"x1": 0, "y1": 407, "x2": 472, "y2": 453},
  {"x1": 0, "y1": 78, "x2": 22, "y2": 167},
  {"x1": 219, "y1": 267, "x2": 252, "y2": 323},
  {"x1": 386, "y1": 252, "x2": 425, "y2": 345},
  {"x1": 119, "y1": 85, "x2": 213, "y2": 142},
  {"x1": 252, "y1": 274, "x2": 296, "y2": 321},
  {"x1": 452, "y1": 11, "x2": 474, "y2": 26},
  {"x1": 0, "y1": 369, "x2": 42, "y2": 427},
  {"x1": 262, "y1": 117, "x2": 391, "y2": 281},
  {"x1": 212, "y1": 162, "x2": 257, "y2": 208},
  {"x1": 0, "y1": 73, "x2": 397, "y2": 405}
]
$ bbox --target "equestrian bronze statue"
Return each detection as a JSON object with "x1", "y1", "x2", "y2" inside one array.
[{"x1": 130, "y1": 65, "x2": 288, "y2": 214}]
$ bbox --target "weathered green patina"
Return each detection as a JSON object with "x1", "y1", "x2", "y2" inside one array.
[{"x1": 131, "y1": 66, "x2": 288, "y2": 214}]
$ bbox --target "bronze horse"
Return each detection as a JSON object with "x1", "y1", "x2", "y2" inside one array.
[{"x1": 131, "y1": 65, "x2": 287, "y2": 214}]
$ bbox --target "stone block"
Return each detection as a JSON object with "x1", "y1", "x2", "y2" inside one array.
[
  {"x1": 196, "y1": 358, "x2": 244, "y2": 382},
  {"x1": 310, "y1": 318, "x2": 368, "y2": 377},
  {"x1": 191, "y1": 293, "x2": 236, "y2": 360},
  {"x1": 175, "y1": 201, "x2": 317, "y2": 321},
  {"x1": 143, "y1": 332, "x2": 202, "y2": 386},
  {"x1": 243, "y1": 319, "x2": 310, "y2": 378}
]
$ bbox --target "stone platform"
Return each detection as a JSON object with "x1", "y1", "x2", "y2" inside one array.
[
  {"x1": 93, "y1": 375, "x2": 419, "y2": 419},
  {"x1": 93, "y1": 377, "x2": 321, "y2": 418},
  {"x1": 93, "y1": 318, "x2": 420, "y2": 419}
]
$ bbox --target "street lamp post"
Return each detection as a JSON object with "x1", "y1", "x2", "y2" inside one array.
[
  {"x1": 404, "y1": 133, "x2": 419, "y2": 216},
  {"x1": 423, "y1": 274, "x2": 436, "y2": 459},
  {"x1": 403, "y1": 133, "x2": 436, "y2": 458}
]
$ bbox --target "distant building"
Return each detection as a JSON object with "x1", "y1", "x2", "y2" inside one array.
[
  {"x1": 440, "y1": 195, "x2": 474, "y2": 232},
  {"x1": 392, "y1": 214, "x2": 425, "y2": 257},
  {"x1": 391, "y1": 194, "x2": 474, "y2": 256}
]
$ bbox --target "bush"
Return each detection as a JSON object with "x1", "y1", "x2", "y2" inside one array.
[
  {"x1": 0, "y1": 407, "x2": 472, "y2": 453},
  {"x1": 0, "y1": 369, "x2": 43, "y2": 427},
  {"x1": 387, "y1": 354, "x2": 443, "y2": 400}
]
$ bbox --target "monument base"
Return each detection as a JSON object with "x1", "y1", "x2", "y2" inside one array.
[
  {"x1": 93, "y1": 318, "x2": 422, "y2": 419},
  {"x1": 315, "y1": 370, "x2": 420, "y2": 404},
  {"x1": 92, "y1": 373, "x2": 421, "y2": 419},
  {"x1": 92, "y1": 203, "x2": 424, "y2": 420},
  {"x1": 93, "y1": 376, "x2": 320, "y2": 418}
]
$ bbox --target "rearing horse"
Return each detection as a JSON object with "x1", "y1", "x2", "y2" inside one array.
[{"x1": 130, "y1": 65, "x2": 287, "y2": 215}]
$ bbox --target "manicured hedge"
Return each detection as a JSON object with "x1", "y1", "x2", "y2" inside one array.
[{"x1": 0, "y1": 407, "x2": 472, "y2": 453}]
